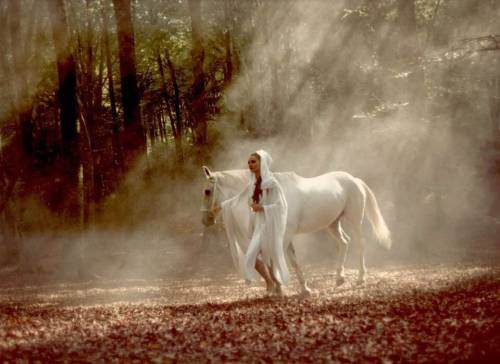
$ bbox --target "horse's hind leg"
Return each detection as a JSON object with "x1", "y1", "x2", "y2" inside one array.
[
  {"x1": 327, "y1": 219, "x2": 348, "y2": 286},
  {"x1": 341, "y1": 217, "x2": 366, "y2": 285},
  {"x1": 286, "y1": 243, "x2": 311, "y2": 296}
]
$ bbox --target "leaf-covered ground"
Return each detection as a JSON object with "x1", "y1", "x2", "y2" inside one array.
[{"x1": 0, "y1": 265, "x2": 499, "y2": 363}]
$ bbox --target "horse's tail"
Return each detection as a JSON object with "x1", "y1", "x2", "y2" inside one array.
[{"x1": 358, "y1": 179, "x2": 392, "y2": 250}]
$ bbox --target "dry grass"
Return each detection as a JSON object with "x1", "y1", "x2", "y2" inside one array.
[{"x1": 0, "y1": 265, "x2": 499, "y2": 362}]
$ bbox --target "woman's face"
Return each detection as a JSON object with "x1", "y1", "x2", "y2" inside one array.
[{"x1": 247, "y1": 155, "x2": 260, "y2": 174}]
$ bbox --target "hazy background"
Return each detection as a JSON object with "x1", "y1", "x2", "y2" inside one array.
[{"x1": 0, "y1": 0, "x2": 499, "y2": 284}]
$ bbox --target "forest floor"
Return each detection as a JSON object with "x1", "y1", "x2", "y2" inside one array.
[{"x1": 0, "y1": 260, "x2": 499, "y2": 363}]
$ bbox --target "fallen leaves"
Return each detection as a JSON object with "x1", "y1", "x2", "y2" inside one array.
[{"x1": 0, "y1": 265, "x2": 499, "y2": 362}]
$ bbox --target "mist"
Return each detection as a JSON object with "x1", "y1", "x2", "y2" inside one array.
[
  {"x1": 208, "y1": 0, "x2": 500, "y2": 268},
  {"x1": 2, "y1": 3, "x2": 500, "y2": 362},
  {"x1": 1, "y1": 0, "x2": 499, "y2": 285}
]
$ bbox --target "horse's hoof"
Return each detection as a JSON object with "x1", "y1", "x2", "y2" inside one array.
[
  {"x1": 300, "y1": 287, "x2": 312, "y2": 297},
  {"x1": 336, "y1": 276, "x2": 346, "y2": 286}
]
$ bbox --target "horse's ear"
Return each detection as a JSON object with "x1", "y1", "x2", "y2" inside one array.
[{"x1": 202, "y1": 166, "x2": 212, "y2": 179}]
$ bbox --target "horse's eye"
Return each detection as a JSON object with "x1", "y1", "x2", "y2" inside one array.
[{"x1": 204, "y1": 189, "x2": 211, "y2": 195}]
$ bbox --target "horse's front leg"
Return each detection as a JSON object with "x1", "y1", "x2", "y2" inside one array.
[{"x1": 286, "y1": 243, "x2": 311, "y2": 296}]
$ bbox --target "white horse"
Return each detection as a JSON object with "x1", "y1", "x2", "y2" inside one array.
[{"x1": 201, "y1": 167, "x2": 391, "y2": 295}]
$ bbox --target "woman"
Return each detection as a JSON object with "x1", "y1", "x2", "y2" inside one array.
[{"x1": 212, "y1": 150, "x2": 290, "y2": 287}]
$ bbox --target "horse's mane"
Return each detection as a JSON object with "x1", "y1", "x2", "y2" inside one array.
[
  {"x1": 214, "y1": 169, "x2": 249, "y2": 182},
  {"x1": 213, "y1": 169, "x2": 249, "y2": 194},
  {"x1": 275, "y1": 171, "x2": 299, "y2": 182},
  {"x1": 214, "y1": 169, "x2": 299, "y2": 193}
]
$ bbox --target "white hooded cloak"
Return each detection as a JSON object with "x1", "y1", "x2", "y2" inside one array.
[{"x1": 220, "y1": 150, "x2": 290, "y2": 285}]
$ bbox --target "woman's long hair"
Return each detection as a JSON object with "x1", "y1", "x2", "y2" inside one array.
[{"x1": 251, "y1": 153, "x2": 263, "y2": 203}]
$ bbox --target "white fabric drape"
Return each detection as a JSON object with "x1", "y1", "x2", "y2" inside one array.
[{"x1": 220, "y1": 150, "x2": 289, "y2": 285}]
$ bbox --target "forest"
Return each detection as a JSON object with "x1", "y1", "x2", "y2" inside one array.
[
  {"x1": 0, "y1": 0, "x2": 498, "y2": 276},
  {"x1": 0, "y1": 0, "x2": 500, "y2": 363},
  {"x1": 0, "y1": 0, "x2": 499, "y2": 361}
]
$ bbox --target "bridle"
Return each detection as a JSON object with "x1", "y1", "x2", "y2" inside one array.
[
  {"x1": 200, "y1": 176, "x2": 219, "y2": 214},
  {"x1": 200, "y1": 174, "x2": 235, "y2": 218}
]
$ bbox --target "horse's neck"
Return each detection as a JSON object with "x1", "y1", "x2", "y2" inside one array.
[
  {"x1": 216, "y1": 170, "x2": 300, "y2": 197},
  {"x1": 216, "y1": 169, "x2": 250, "y2": 196}
]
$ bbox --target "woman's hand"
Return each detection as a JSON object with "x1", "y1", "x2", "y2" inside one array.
[
  {"x1": 210, "y1": 205, "x2": 221, "y2": 218},
  {"x1": 251, "y1": 203, "x2": 263, "y2": 212}
]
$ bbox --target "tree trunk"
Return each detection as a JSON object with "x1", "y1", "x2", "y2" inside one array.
[
  {"x1": 156, "y1": 52, "x2": 176, "y2": 135},
  {"x1": 223, "y1": 0, "x2": 233, "y2": 86},
  {"x1": 147, "y1": 2, "x2": 183, "y2": 160},
  {"x1": 46, "y1": 0, "x2": 80, "y2": 216},
  {"x1": 82, "y1": 0, "x2": 95, "y2": 127},
  {"x1": 102, "y1": 4, "x2": 122, "y2": 170},
  {"x1": 165, "y1": 49, "x2": 184, "y2": 161},
  {"x1": 8, "y1": 0, "x2": 34, "y2": 160},
  {"x1": 0, "y1": 5, "x2": 14, "y2": 118},
  {"x1": 47, "y1": 0, "x2": 92, "y2": 279},
  {"x1": 0, "y1": 0, "x2": 44, "y2": 266},
  {"x1": 157, "y1": 50, "x2": 184, "y2": 164},
  {"x1": 76, "y1": 0, "x2": 96, "y2": 225},
  {"x1": 112, "y1": 0, "x2": 145, "y2": 167},
  {"x1": 188, "y1": 0, "x2": 207, "y2": 146},
  {"x1": 95, "y1": 37, "x2": 105, "y2": 115}
]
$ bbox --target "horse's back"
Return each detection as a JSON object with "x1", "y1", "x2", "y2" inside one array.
[
  {"x1": 221, "y1": 169, "x2": 361, "y2": 235},
  {"x1": 278, "y1": 171, "x2": 357, "y2": 234}
]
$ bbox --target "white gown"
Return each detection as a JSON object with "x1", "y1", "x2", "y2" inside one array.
[{"x1": 220, "y1": 153, "x2": 289, "y2": 285}]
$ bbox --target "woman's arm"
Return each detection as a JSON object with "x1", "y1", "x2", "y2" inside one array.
[
  {"x1": 259, "y1": 179, "x2": 286, "y2": 212},
  {"x1": 211, "y1": 184, "x2": 249, "y2": 216}
]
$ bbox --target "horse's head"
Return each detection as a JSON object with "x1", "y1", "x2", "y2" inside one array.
[{"x1": 201, "y1": 166, "x2": 218, "y2": 227}]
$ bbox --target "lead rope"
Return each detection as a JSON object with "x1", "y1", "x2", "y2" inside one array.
[{"x1": 210, "y1": 178, "x2": 218, "y2": 211}]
